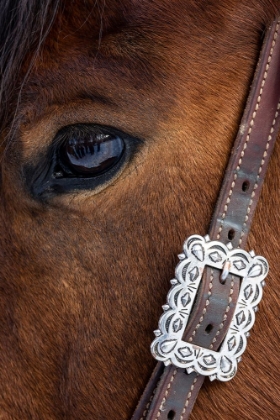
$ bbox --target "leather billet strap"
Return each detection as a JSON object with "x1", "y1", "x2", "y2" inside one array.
[{"x1": 132, "y1": 17, "x2": 280, "y2": 420}]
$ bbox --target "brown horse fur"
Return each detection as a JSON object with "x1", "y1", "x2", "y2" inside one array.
[{"x1": 1, "y1": 0, "x2": 280, "y2": 419}]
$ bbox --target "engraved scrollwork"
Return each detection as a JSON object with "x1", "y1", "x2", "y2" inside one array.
[{"x1": 150, "y1": 235, "x2": 269, "y2": 381}]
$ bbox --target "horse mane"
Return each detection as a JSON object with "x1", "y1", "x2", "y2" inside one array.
[{"x1": 0, "y1": 0, "x2": 61, "y2": 130}]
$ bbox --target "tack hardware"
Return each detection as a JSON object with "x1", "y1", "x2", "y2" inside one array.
[{"x1": 151, "y1": 234, "x2": 268, "y2": 381}]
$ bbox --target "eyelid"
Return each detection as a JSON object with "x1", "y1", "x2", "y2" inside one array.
[{"x1": 24, "y1": 123, "x2": 143, "y2": 200}]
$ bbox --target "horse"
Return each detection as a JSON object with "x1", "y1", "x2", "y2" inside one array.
[{"x1": 1, "y1": 0, "x2": 280, "y2": 419}]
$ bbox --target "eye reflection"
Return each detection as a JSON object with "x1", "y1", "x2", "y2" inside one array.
[
  {"x1": 59, "y1": 130, "x2": 125, "y2": 177},
  {"x1": 25, "y1": 123, "x2": 143, "y2": 198}
]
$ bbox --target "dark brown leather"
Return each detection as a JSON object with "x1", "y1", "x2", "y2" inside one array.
[{"x1": 132, "y1": 17, "x2": 280, "y2": 420}]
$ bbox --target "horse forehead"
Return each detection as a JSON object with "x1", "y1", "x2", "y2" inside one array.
[
  {"x1": 18, "y1": 2, "x2": 226, "y2": 124},
  {"x1": 24, "y1": 0, "x2": 264, "y2": 92},
  {"x1": 16, "y1": 0, "x2": 266, "y2": 132},
  {"x1": 18, "y1": 6, "x2": 187, "y2": 127}
]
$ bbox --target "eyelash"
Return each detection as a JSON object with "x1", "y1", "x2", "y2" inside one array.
[
  {"x1": 55, "y1": 126, "x2": 125, "y2": 178},
  {"x1": 24, "y1": 124, "x2": 143, "y2": 200}
]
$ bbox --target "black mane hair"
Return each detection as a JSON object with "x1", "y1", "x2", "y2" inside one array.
[{"x1": 0, "y1": 0, "x2": 61, "y2": 130}]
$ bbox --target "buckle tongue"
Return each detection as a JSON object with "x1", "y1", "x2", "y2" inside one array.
[{"x1": 150, "y1": 234, "x2": 268, "y2": 381}]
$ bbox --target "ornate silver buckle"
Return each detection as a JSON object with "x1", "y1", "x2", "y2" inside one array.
[{"x1": 151, "y1": 235, "x2": 268, "y2": 381}]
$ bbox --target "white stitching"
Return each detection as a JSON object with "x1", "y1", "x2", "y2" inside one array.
[
  {"x1": 150, "y1": 20, "x2": 280, "y2": 420},
  {"x1": 156, "y1": 369, "x2": 177, "y2": 419},
  {"x1": 153, "y1": 260, "x2": 212, "y2": 419},
  {"x1": 175, "y1": 270, "x2": 213, "y2": 418},
  {"x1": 179, "y1": 376, "x2": 199, "y2": 420},
  {"x1": 217, "y1": 21, "x2": 280, "y2": 240},
  {"x1": 239, "y1": 100, "x2": 280, "y2": 247},
  {"x1": 140, "y1": 399, "x2": 152, "y2": 420},
  {"x1": 209, "y1": 276, "x2": 234, "y2": 349},
  {"x1": 140, "y1": 380, "x2": 161, "y2": 420},
  {"x1": 157, "y1": 267, "x2": 213, "y2": 417},
  {"x1": 188, "y1": 270, "x2": 214, "y2": 342}
]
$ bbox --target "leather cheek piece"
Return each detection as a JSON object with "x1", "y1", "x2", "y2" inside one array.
[{"x1": 132, "y1": 17, "x2": 280, "y2": 420}]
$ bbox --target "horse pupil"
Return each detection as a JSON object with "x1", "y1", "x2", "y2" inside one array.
[{"x1": 63, "y1": 133, "x2": 124, "y2": 176}]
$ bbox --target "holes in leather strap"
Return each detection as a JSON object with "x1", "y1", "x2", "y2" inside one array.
[
  {"x1": 228, "y1": 229, "x2": 235, "y2": 240},
  {"x1": 242, "y1": 180, "x2": 250, "y2": 192},
  {"x1": 167, "y1": 410, "x2": 176, "y2": 420},
  {"x1": 205, "y1": 324, "x2": 213, "y2": 334}
]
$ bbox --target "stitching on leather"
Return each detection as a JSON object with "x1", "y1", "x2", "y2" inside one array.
[
  {"x1": 188, "y1": 269, "x2": 214, "y2": 342},
  {"x1": 156, "y1": 368, "x2": 177, "y2": 419},
  {"x1": 179, "y1": 376, "x2": 199, "y2": 420},
  {"x1": 140, "y1": 398, "x2": 153, "y2": 420},
  {"x1": 209, "y1": 276, "x2": 234, "y2": 349},
  {"x1": 140, "y1": 378, "x2": 161, "y2": 420},
  {"x1": 239, "y1": 100, "x2": 280, "y2": 247},
  {"x1": 144, "y1": 19, "x2": 280, "y2": 420},
  {"x1": 217, "y1": 21, "x2": 279, "y2": 240},
  {"x1": 154, "y1": 267, "x2": 213, "y2": 418}
]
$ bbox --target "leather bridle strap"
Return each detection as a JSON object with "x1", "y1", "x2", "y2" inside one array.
[{"x1": 132, "y1": 17, "x2": 280, "y2": 420}]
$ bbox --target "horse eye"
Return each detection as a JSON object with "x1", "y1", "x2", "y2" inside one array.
[
  {"x1": 58, "y1": 129, "x2": 125, "y2": 177},
  {"x1": 25, "y1": 124, "x2": 142, "y2": 198}
]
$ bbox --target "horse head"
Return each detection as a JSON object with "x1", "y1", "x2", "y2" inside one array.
[{"x1": 0, "y1": 1, "x2": 280, "y2": 418}]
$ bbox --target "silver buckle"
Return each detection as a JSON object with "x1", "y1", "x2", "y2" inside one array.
[{"x1": 150, "y1": 235, "x2": 268, "y2": 381}]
